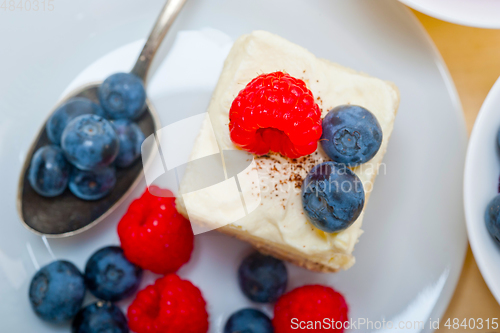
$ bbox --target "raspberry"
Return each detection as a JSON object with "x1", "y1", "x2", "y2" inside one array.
[
  {"x1": 273, "y1": 285, "x2": 349, "y2": 332},
  {"x1": 117, "y1": 187, "x2": 194, "y2": 275},
  {"x1": 128, "y1": 274, "x2": 209, "y2": 333},
  {"x1": 229, "y1": 72, "x2": 322, "y2": 159}
]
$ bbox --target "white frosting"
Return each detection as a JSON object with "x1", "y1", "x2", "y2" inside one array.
[{"x1": 176, "y1": 31, "x2": 399, "y2": 270}]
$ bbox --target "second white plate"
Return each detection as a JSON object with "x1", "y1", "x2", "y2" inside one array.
[{"x1": 465, "y1": 76, "x2": 500, "y2": 306}]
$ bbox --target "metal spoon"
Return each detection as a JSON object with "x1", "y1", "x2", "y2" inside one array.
[{"x1": 17, "y1": 0, "x2": 187, "y2": 237}]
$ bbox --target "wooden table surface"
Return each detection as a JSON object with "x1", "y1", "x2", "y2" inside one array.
[{"x1": 413, "y1": 10, "x2": 500, "y2": 329}]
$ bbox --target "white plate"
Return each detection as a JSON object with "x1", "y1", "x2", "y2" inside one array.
[
  {"x1": 0, "y1": 0, "x2": 467, "y2": 332},
  {"x1": 464, "y1": 77, "x2": 500, "y2": 305},
  {"x1": 400, "y1": 0, "x2": 500, "y2": 29}
]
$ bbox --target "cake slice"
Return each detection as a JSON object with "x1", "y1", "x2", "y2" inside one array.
[{"x1": 175, "y1": 31, "x2": 399, "y2": 272}]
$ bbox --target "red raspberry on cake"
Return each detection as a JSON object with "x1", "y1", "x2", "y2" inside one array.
[
  {"x1": 117, "y1": 186, "x2": 194, "y2": 275},
  {"x1": 128, "y1": 274, "x2": 209, "y2": 333},
  {"x1": 229, "y1": 71, "x2": 322, "y2": 159},
  {"x1": 273, "y1": 285, "x2": 349, "y2": 332}
]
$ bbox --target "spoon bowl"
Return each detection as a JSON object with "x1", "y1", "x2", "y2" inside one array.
[
  {"x1": 17, "y1": 83, "x2": 159, "y2": 237},
  {"x1": 16, "y1": 0, "x2": 187, "y2": 237}
]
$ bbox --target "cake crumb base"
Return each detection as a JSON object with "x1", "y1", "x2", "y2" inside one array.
[{"x1": 218, "y1": 225, "x2": 341, "y2": 273}]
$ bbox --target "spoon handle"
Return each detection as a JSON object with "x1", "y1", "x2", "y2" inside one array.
[{"x1": 131, "y1": 0, "x2": 187, "y2": 82}]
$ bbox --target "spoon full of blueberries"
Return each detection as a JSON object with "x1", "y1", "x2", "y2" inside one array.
[{"x1": 17, "y1": 0, "x2": 188, "y2": 237}]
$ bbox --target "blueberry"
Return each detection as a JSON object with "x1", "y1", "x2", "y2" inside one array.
[
  {"x1": 46, "y1": 97, "x2": 104, "y2": 145},
  {"x1": 29, "y1": 260, "x2": 86, "y2": 323},
  {"x1": 61, "y1": 114, "x2": 119, "y2": 170},
  {"x1": 28, "y1": 145, "x2": 70, "y2": 197},
  {"x1": 111, "y1": 119, "x2": 145, "y2": 168},
  {"x1": 224, "y1": 309, "x2": 273, "y2": 333},
  {"x1": 84, "y1": 246, "x2": 142, "y2": 302},
  {"x1": 98, "y1": 73, "x2": 146, "y2": 120},
  {"x1": 69, "y1": 166, "x2": 116, "y2": 200},
  {"x1": 238, "y1": 252, "x2": 287, "y2": 303},
  {"x1": 72, "y1": 301, "x2": 129, "y2": 333},
  {"x1": 320, "y1": 105, "x2": 383, "y2": 166},
  {"x1": 485, "y1": 194, "x2": 500, "y2": 245},
  {"x1": 302, "y1": 161, "x2": 365, "y2": 233}
]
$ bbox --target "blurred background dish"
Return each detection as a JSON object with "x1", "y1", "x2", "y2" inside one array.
[
  {"x1": 464, "y1": 76, "x2": 500, "y2": 305},
  {"x1": 400, "y1": 0, "x2": 500, "y2": 29}
]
